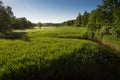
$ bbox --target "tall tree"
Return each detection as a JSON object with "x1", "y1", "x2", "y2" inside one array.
[
  {"x1": 81, "y1": 11, "x2": 90, "y2": 26},
  {"x1": 101, "y1": 0, "x2": 119, "y2": 11},
  {"x1": 75, "y1": 12, "x2": 82, "y2": 27},
  {"x1": 37, "y1": 22, "x2": 43, "y2": 29},
  {"x1": 0, "y1": 0, "x2": 14, "y2": 32},
  {"x1": 98, "y1": 0, "x2": 120, "y2": 25},
  {"x1": 111, "y1": 6, "x2": 120, "y2": 37},
  {"x1": 87, "y1": 9, "x2": 106, "y2": 30},
  {"x1": 100, "y1": 0, "x2": 120, "y2": 37}
]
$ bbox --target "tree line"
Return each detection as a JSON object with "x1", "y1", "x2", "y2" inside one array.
[
  {"x1": 0, "y1": 0, "x2": 34, "y2": 33},
  {"x1": 0, "y1": 0, "x2": 120, "y2": 37},
  {"x1": 60, "y1": 0, "x2": 120, "y2": 38},
  {"x1": 87, "y1": 0, "x2": 120, "y2": 38}
]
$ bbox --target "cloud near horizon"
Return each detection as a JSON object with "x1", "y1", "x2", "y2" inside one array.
[{"x1": 3, "y1": 0, "x2": 102, "y2": 23}]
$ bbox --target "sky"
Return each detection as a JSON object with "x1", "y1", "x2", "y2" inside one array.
[{"x1": 3, "y1": 0, "x2": 102, "y2": 23}]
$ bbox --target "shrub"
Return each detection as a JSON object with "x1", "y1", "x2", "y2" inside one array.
[{"x1": 87, "y1": 23, "x2": 101, "y2": 31}]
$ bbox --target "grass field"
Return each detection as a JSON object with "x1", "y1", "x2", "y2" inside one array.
[
  {"x1": 0, "y1": 27, "x2": 120, "y2": 80},
  {"x1": 103, "y1": 35, "x2": 120, "y2": 52}
]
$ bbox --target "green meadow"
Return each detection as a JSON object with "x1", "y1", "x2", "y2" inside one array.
[{"x1": 0, "y1": 27, "x2": 119, "y2": 80}]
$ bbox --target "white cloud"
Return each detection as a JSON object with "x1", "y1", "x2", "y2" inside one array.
[
  {"x1": 3, "y1": 0, "x2": 12, "y2": 2},
  {"x1": 3, "y1": 0, "x2": 15, "y2": 1}
]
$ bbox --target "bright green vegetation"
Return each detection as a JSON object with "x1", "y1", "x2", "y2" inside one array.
[
  {"x1": 0, "y1": 27, "x2": 119, "y2": 80},
  {"x1": 0, "y1": 0, "x2": 120, "y2": 79},
  {"x1": 103, "y1": 35, "x2": 120, "y2": 52}
]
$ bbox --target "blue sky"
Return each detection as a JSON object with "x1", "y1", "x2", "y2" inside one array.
[{"x1": 3, "y1": 0, "x2": 102, "y2": 23}]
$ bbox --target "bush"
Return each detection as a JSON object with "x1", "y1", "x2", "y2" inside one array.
[
  {"x1": 87, "y1": 23, "x2": 101, "y2": 31},
  {"x1": 110, "y1": 25, "x2": 120, "y2": 37}
]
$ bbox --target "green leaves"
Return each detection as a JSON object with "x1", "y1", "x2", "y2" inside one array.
[
  {"x1": 75, "y1": 12, "x2": 82, "y2": 27},
  {"x1": 0, "y1": 1, "x2": 13, "y2": 32}
]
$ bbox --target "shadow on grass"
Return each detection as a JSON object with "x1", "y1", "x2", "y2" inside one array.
[
  {"x1": 42, "y1": 50, "x2": 120, "y2": 80},
  {"x1": 23, "y1": 45, "x2": 120, "y2": 80},
  {"x1": 1, "y1": 34, "x2": 119, "y2": 80},
  {"x1": 0, "y1": 32, "x2": 30, "y2": 41}
]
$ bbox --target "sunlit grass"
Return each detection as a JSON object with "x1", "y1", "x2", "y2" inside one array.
[
  {"x1": 13, "y1": 27, "x2": 40, "y2": 33},
  {"x1": 103, "y1": 35, "x2": 120, "y2": 51},
  {"x1": 13, "y1": 26, "x2": 57, "y2": 33},
  {"x1": 0, "y1": 26, "x2": 119, "y2": 80}
]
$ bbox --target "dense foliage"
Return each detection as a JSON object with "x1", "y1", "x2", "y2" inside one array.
[
  {"x1": 61, "y1": 0, "x2": 120, "y2": 38},
  {"x1": 87, "y1": 0, "x2": 120, "y2": 38},
  {"x1": 0, "y1": 0, "x2": 34, "y2": 32},
  {"x1": 0, "y1": 0, "x2": 13, "y2": 32},
  {"x1": 11, "y1": 17, "x2": 34, "y2": 29}
]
